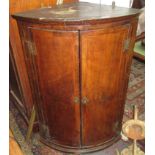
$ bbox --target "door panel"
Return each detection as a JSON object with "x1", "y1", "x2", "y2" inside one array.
[
  {"x1": 30, "y1": 29, "x2": 81, "y2": 146},
  {"x1": 10, "y1": 0, "x2": 79, "y2": 117},
  {"x1": 81, "y1": 25, "x2": 131, "y2": 146}
]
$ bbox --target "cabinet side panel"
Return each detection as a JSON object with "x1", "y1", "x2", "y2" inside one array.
[
  {"x1": 30, "y1": 29, "x2": 81, "y2": 147},
  {"x1": 81, "y1": 23, "x2": 137, "y2": 146}
]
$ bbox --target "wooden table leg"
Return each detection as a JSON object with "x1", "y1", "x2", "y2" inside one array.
[{"x1": 26, "y1": 106, "x2": 36, "y2": 142}]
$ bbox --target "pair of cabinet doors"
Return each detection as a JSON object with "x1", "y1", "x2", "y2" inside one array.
[{"x1": 22, "y1": 23, "x2": 134, "y2": 148}]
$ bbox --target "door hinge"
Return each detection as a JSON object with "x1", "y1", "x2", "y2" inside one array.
[
  {"x1": 40, "y1": 124, "x2": 51, "y2": 140},
  {"x1": 123, "y1": 39, "x2": 130, "y2": 51},
  {"x1": 25, "y1": 40, "x2": 36, "y2": 55}
]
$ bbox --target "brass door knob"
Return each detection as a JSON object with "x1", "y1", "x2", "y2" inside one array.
[
  {"x1": 82, "y1": 97, "x2": 89, "y2": 104},
  {"x1": 74, "y1": 97, "x2": 80, "y2": 104}
]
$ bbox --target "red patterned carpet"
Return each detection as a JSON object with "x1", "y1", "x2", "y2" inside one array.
[{"x1": 9, "y1": 58, "x2": 145, "y2": 155}]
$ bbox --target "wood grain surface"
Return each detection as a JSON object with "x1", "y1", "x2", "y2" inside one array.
[
  {"x1": 10, "y1": 0, "x2": 77, "y2": 121},
  {"x1": 13, "y1": 2, "x2": 139, "y2": 153}
]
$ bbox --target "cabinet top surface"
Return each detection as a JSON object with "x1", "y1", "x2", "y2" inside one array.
[{"x1": 12, "y1": 2, "x2": 140, "y2": 23}]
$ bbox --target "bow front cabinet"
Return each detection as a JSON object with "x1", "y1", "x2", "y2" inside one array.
[{"x1": 13, "y1": 2, "x2": 139, "y2": 153}]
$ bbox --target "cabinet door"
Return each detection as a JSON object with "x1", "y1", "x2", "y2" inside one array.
[
  {"x1": 29, "y1": 29, "x2": 81, "y2": 147},
  {"x1": 80, "y1": 25, "x2": 134, "y2": 146}
]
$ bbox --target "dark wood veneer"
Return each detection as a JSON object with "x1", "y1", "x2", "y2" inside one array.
[
  {"x1": 13, "y1": 2, "x2": 139, "y2": 153},
  {"x1": 10, "y1": 0, "x2": 77, "y2": 125}
]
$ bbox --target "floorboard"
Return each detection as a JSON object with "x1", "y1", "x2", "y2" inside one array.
[{"x1": 10, "y1": 129, "x2": 24, "y2": 155}]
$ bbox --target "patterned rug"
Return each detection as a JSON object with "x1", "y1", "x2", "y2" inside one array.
[
  {"x1": 123, "y1": 59, "x2": 145, "y2": 122},
  {"x1": 9, "y1": 58, "x2": 145, "y2": 155}
]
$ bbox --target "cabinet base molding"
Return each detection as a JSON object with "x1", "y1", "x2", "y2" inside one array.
[{"x1": 41, "y1": 135, "x2": 120, "y2": 153}]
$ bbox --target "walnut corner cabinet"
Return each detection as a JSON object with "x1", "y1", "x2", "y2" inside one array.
[{"x1": 12, "y1": 2, "x2": 139, "y2": 154}]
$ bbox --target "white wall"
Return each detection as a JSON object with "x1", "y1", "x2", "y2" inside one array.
[{"x1": 79, "y1": 0, "x2": 133, "y2": 8}]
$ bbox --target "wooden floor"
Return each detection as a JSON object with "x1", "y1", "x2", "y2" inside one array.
[{"x1": 9, "y1": 129, "x2": 24, "y2": 155}]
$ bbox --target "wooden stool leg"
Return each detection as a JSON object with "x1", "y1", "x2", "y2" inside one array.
[{"x1": 26, "y1": 106, "x2": 36, "y2": 142}]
